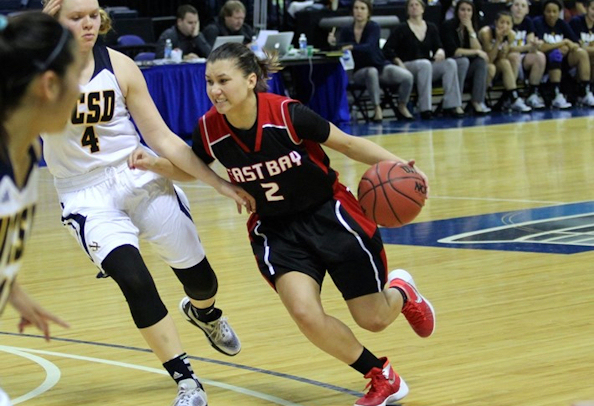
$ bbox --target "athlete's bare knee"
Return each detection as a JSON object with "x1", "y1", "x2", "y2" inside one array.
[
  {"x1": 287, "y1": 304, "x2": 326, "y2": 334},
  {"x1": 354, "y1": 314, "x2": 389, "y2": 332}
]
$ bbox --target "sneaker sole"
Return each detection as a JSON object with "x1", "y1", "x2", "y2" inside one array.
[
  {"x1": 388, "y1": 269, "x2": 436, "y2": 337},
  {"x1": 353, "y1": 376, "x2": 409, "y2": 406},
  {"x1": 179, "y1": 297, "x2": 241, "y2": 357}
]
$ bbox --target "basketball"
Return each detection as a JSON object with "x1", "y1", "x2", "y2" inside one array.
[{"x1": 357, "y1": 161, "x2": 427, "y2": 227}]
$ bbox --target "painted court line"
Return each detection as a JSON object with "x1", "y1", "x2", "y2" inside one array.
[{"x1": 0, "y1": 345, "x2": 305, "y2": 406}]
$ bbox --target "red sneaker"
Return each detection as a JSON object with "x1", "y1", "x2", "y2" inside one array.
[
  {"x1": 388, "y1": 269, "x2": 436, "y2": 338},
  {"x1": 355, "y1": 358, "x2": 408, "y2": 406}
]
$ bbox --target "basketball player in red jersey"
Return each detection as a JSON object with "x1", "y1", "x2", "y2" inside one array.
[{"x1": 130, "y1": 42, "x2": 436, "y2": 406}]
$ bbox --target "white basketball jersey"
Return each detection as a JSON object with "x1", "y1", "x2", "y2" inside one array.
[
  {"x1": 42, "y1": 45, "x2": 140, "y2": 178},
  {"x1": 0, "y1": 147, "x2": 38, "y2": 316}
]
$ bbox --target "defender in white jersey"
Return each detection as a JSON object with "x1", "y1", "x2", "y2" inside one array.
[
  {"x1": 42, "y1": 1, "x2": 254, "y2": 405},
  {"x1": 0, "y1": 12, "x2": 82, "y2": 406}
]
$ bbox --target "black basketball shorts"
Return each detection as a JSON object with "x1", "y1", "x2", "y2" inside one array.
[{"x1": 248, "y1": 183, "x2": 388, "y2": 300}]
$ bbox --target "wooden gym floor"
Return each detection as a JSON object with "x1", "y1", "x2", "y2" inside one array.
[{"x1": 1, "y1": 112, "x2": 593, "y2": 406}]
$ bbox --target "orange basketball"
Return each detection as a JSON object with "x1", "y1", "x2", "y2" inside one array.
[{"x1": 357, "y1": 161, "x2": 427, "y2": 227}]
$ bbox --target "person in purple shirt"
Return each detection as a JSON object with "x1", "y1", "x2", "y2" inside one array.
[
  {"x1": 570, "y1": 0, "x2": 594, "y2": 85},
  {"x1": 534, "y1": 0, "x2": 594, "y2": 107},
  {"x1": 327, "y1": 0, "x2": 414, "y2": 121}
]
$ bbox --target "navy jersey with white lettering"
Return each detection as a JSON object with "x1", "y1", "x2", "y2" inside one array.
[
  {"x1": 569, "y1": 15, "x2": 594, "y2": 46},
  {"x1": 513, "y1": 17, "x2": 536, "y2": 47},
  {"x1": 192, "y1": 93, "x2": 334, "y2": 218},
  {"x1": 533, "y1": 16, "x2": 579, "y2": 44},
  {"x1": 0, "y1": 146, "x2": 38, "y2": 315}
]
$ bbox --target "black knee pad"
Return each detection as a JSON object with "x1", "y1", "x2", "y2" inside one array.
[
  {"x1": 173, "y1": 257, "x2": 218, "y2": 300},
  {"x1": 101, "y1": 245, "x2": 168, "y2": 329}
]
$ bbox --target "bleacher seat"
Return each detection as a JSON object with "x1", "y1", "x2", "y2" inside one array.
[
  {"x1": 104, "y1": 17, "x2": 155, "y2": 47},
  {"x1": 134, "y1": 52, "x2": 156, "y2": 62},
  {"x1": 105, "y1": 6, "x2": 139, "y2": 19},
  {"x1": 117, "y1": 34, "x2": 146, "y2": 46}
]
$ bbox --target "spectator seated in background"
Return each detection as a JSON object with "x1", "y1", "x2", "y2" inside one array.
[
  {"x1": 565, "y1": 0, "x2": 588, "y2": 22},
  {"x1": 441, "y1": 0, "x2": 491, "y2": 115},
  {"x1": 479, "y1": 10, "x2": 532, "y2": 112},
  {"x1": 155, "y1": 4, "x2": 211, "y2": 60},
  {"x1": 202, "y1": 0, "x2": 254, "y2": 47},
  {"x1": 534, "y1": 0, "x2": 594, "y2": 107},
  {"x1": 510, "y1": 0, "x2": 547, "y2": 108},
  {"x1": 329, "y1": 0, "x2": 414, "y2": 121},
  {"x1": 570, "y1": 0, "x2": 594, "y2": 85},
  {"x1": 384, "y1": 0, "x2": 469, "y2": 120}
]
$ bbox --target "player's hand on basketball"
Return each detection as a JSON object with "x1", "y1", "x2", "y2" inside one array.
[
  {"x1": 42, "y1": 0, "x2": 62, "y2": 16},
  {"x1": 9, "y1": 284, "x2": 69, "y2": 342},
  {"x1": 216, "y1": 180, "x2": 256, "y2": 214},
  {"x1": 405, "y1": 160, "x2": 430, "y2": 197},
  {"x1": 128, "y1": 146, "x2": 157, "y2": 171}
]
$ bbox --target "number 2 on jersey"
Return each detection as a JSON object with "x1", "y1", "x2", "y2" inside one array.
[
  {"x1": 81, "y1": 126, "x2": 100, "y2": 153},
  {"x1": 261, "y1": 182, "x2": 284, "y2": 201}
]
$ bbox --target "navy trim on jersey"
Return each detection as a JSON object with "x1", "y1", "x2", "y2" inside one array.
[
  {"x1": 0, "y1": 144, "x2": 38, "y2": 191},
  {"x1": 91, "y1": 44, "x2": 114, "y2": 80}
]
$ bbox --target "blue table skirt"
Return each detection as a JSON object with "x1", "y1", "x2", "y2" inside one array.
[{"x1": 141, "y1": 61, "x2": 349, "y2": 139}]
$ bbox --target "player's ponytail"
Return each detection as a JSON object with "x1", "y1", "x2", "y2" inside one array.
[{"x1": 207, "y1": 42, "x2": 282, "y2": 92}]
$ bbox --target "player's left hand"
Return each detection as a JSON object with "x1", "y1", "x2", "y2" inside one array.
[
  {"x1": 9, "y1": 286, "x2": 70, "y2": 342},
  {"x1": 405, "y1": 159, "x2": 430, "y2": 197},
  {"x1": 42, "y1": 0, "x2": 62, "y2": 16},
  {"x1": 216, "y1": 180, "x2": 256, "y2": 214},
  {"x1": 128, "y1": 146, "x2": 158, "y2": 171}
]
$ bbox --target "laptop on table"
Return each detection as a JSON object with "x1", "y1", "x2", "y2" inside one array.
[
  {"x1": 262, "y1": 32, "x2": 295, "y2": 57},
  {"x1": 212, "y1": 35, "x2": 244, "y2": 50}
]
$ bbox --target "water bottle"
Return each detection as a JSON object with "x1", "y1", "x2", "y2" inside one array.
[
  {"x1": 164, "y1": 38, "x2": 173, "y2": 60},
  {"x1": 250, "y1": 35, "x2": 259, "y2": 54},
  {"x1": 298, "y1": 33, "x2": 307, "y2": 57}
]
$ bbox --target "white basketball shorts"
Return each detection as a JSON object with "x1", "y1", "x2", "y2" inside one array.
[{"x1": 55, "y1": 161, "x2": 205, "y2": 271}]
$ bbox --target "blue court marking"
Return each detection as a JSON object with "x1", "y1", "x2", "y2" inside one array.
[
  {"x1": 380, "y1": 201, "x2": 594, "y2": 254},
  {"x1": 0, "y1": 331, "x2": 362, "y2": 397}
]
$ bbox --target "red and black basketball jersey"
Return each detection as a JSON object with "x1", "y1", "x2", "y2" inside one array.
[{"x1": 195, "y1": 93, "x2": 337, "y2": 218}]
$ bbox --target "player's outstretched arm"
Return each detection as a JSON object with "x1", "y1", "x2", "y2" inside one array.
[
  {"x1": 323, "y1": 123, "x2": 429, "y2": 183},
  {"x1": 128, "y1": 146, "x2": 256, "y2": 214},
  {"x1": 112, "y1": 51, "x2": 255, "y2": 212},
  {"x1": 8, "y1": 282, "x2": 70, "y2": 342},
  {"x1": 128, "y1": 146, "x2": 195, "y2": 182}
]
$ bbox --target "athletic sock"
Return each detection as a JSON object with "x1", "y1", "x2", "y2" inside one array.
[
  {"x1": 192, "y1": 302, "x2": 222, "y2": 323},
  {"x1": 163, "y1": 353, "x2": 197, "y2": 385},
  {"x1": 391, "y1": 286, "x2": 408, "y2": 305},
  {"x1": 350, "y1": 347, "x2": 385, "y2": 375}
]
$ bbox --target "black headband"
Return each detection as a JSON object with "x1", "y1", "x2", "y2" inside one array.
[{"x1": 33, "y1": 23, "x2": 70, "y2": 72}]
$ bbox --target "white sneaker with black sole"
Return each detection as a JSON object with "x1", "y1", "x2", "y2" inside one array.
[
  {"x1": 171, "y1": 379, "x2": 207, "y2": 406},
  {"x1": 526, "y1": 93, "x2": 545, "y2": 109},
  {"x1": 552, "y1": 93, "x2": 572, "y2": 109},
  {"x1": 578, "y1": 91, "x2": 594, "y2": 107},
  {"x1": 510, "y1": 97, "x2": 532, "y2": 112},
  {"x1": 179, "y1": 297, "x2": 241, "y2": 356}
]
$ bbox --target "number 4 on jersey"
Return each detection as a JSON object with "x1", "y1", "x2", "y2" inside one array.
[{"x1": 81, "y1": 126, "x2": 100, "y2": 153}]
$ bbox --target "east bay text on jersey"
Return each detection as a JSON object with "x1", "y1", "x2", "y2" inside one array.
[{"x1": 226, "y1": 151, "x2": 303, "y2": 183}]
